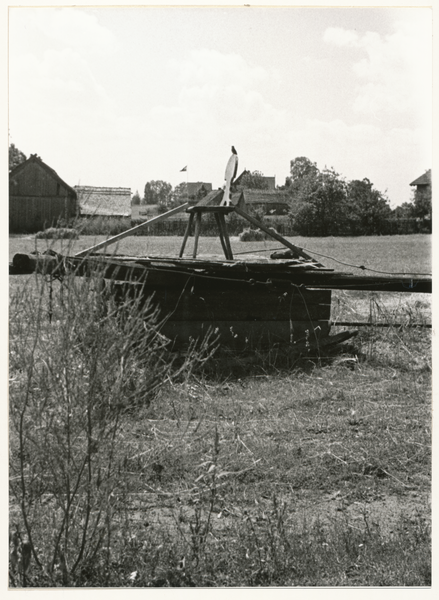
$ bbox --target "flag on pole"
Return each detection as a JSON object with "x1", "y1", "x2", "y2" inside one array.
[{"x1": 180, "y1": 166, "x2": 187, "y2": 172}]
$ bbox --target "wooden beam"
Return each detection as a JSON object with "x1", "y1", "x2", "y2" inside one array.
[
  {"x1": 179, "y1": 212, "x2": 195, "y2": 257},
  {"x1": 75, "y1": 203, "x2": 189, "y2": 257},
  {"x1": 233, "y1": 206, "x2": 324, "y2": 267}
]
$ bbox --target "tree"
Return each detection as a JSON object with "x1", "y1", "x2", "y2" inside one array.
[
  {"x1": 9, "y1": 143, "x2": 27, "y2": 171},
  {"x1": 143, "y1": 180, "x2": 172, "y2": 206},
  {"x1": 168, "y1": 182, "x2": 189, "y2": 209},
  {"x1": 131, "y1": 190, "x2": 141, "y2": 206},
  {"x1": 393, "y1": 202, "x2": 413, "y2": 220},
  {"x1": 411, "y1": 181, "x2": 431, "y2": 221},
  {"x1": 286, "y1": 157, "x2": 319, "y2": 188},
  {"x1": 289, "y1": 165, "x2": 348, "y2": 236},
  {"x1": 346, "y1": 179, "x2": 392, "y2": 235},
  {"x1": 235, "y1": 170, "x2": 269, "y2": 190}
]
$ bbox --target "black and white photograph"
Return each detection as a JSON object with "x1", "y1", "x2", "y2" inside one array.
[{"x1": 7, "y1": 2, "x2": 432, "y2": 589}]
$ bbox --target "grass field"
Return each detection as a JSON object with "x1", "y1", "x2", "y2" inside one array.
[{"x1": 9, "y1": 234, "x2": 431, "y2": 587}]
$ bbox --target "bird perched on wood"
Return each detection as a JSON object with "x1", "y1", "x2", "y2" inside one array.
[{"x1": 221, "y1": 146, "x2": 239, "y2": 206}]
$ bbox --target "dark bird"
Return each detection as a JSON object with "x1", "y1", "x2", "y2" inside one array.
[{"x1": 231, "y1": 146, "x2": 237, "y2": 155}]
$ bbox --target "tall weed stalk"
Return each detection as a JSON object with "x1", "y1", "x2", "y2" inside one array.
[{"x1": 8, "y1": 267, "x2": 211, "y2": 586}]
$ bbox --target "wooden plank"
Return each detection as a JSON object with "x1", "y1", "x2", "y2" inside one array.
[
  {"x1": 113, "y1": 284, "x2": 332, "y2": 322},
  {"x1": 190, "y1": 189, "x2": 224, "y2": 207},
  {"x1": 74, "y1": 203, "x2": 189, "y2": 257}
]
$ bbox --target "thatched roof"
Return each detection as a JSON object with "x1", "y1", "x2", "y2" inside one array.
[
  {"x1": 410, "y1": 169, "x2": 431, "y2": 187},
  {"x1": 242, "y1": 190, "x2": 290, "y2": 206},
  {"x1": 75, "y1": 186, "x2": 132, "y2": 217}
]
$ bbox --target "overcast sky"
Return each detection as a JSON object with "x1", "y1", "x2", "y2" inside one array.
[{"x1": 8, "y1": 5, "x2": 432, "y2": 207}]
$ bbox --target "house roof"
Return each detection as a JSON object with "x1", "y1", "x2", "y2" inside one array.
[
  {"x1": 75, "y1": 186, "x2": 132, "y2": 216},
  {"x1": 234, "y1": 170, "x2": 276, "y2": 190},
  {"x1": 187, "y1": 182, "x2": 212, "y2": 197},
  {"x1": 9, "y1": 154, "x2": 77, "y2": 198},
  {"x1": 242, "y1": 190, "x2": 290, "y2": 205},
  {"x1": 410, "y1": 169, "x2": 431, "y2": 187}
]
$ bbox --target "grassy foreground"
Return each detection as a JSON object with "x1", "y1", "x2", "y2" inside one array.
[{"x1": 9, "y1": 235, "x2": 431, "y2": 587}]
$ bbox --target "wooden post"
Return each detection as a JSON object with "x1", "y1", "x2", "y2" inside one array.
[
  {"x1": 192, "y1": 211, "x2": 202, "y2": 258},
  {"x1": 75, "y1": 203, "x2": 189, "y2": 257},
  {"x1": 216, "y1": 212, "x2": 233, "y2": 259},
  {"x1": 214, "y1": 213, "x2": 230, "y2": 259},
  {"x1": 234, "y1": 206, "x2": 324, "y2": 267},
  {"x1": 179, "y1": 212, "x2": 195, "y2": 257}
]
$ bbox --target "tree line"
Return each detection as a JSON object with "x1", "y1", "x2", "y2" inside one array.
[
  {"x1": 9, "y1": 144, "x2": 430, "y2": 236},
  {"x1": 134, "y1": 157, "x2": 431, "y2": 236},
  {"x1": 283, "y1": 157, "x2": 431, "y2": 236}
]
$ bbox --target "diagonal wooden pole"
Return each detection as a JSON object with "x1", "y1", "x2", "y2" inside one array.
[
  {"x1": 75, "y1": 203, "x2": 189, "y2": 257},
  {"x1": 233, "y1": 205, "x2": 324, "y2": 267}
]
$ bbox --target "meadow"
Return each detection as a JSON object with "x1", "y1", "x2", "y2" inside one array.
[{"x1": 9, "y1": 234, "x2": 431, "y2": 587}]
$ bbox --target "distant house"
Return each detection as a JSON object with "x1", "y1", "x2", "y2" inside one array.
[
  {"x1": 187, "y1": 182, "x2": 212, "y2": 199},
  {"x1": 9, "y1": 154, "x2": 77, "y2": 232},
  {"x1": 75, "y1": 186, "x2": 132, "y2": 218},
  {"x1": 409, "y1": 169, "x2": 432, "y2": 227},
  {"x1": 233, "y1": 170, "x2": 276, "y2": 190},
  {"x1": 410, "y1": 169, "x2": 431, "y2": 195},
  {"x1": 238, "y1": 190, "x2": 290, "y2": 216},
  {"x1": 131, "y1": 203, "x2": 160, "y2": 221}
]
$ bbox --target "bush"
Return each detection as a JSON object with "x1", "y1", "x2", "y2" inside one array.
[
  {"x1": 239, "y1": 227, "x2": 266, "y2": 242},
  {"x1": 76, "y1": 217, "x2": 132, "y2": 237},
  {"x1": 35, "y1": 228, "x2": 79, "y2": 240},
  {"x1": 9, "y1": 266, "x2": 214, "y2": 586},
  {"x1": 239, "y1": 227, "x2": 278, "y2": 242}
]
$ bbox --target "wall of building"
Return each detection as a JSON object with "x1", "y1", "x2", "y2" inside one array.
[{"x1": 9, "y1": 161, "x2": 76, "y2": 232}]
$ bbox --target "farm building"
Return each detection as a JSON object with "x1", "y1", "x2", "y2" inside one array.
[
  {"x1": 75, "y1": 186, "x2": 132, "y2": 218},
  {"x1": 239, "y1": 189, "x2": 290, "y2": 216},
  {"x1": 9, "y1": 154, "x2": 77, "y2": 233},
  {"x1": 234, "y1": 170, "x2": 276, "y2": 190},
  {"x1": 410, "y1": 169, "x2": 431, "y2": 192},
  {"x1": 187, "y1": 182, "x2": 213, "y2": 200},
  {"x1": 131, "y1": 203, "x2": 160, "y2": 221}
]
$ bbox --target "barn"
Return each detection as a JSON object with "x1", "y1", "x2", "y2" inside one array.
[{"x1": 9, "y1": 154, "x2": 77, "y2": 233}]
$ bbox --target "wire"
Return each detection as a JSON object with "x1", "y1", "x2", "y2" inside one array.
[{"x1": 233, "y1": 245, "x2": 432, "y2": 278}]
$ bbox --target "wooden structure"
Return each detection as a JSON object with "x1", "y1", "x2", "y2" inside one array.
[
  {"x1": 9, "y1": 155, "x2": 77, "y2": 233},
  {"x1": 10, "y1": 188, "x2": 431, "y2": 351},
  {"x1": 410, "y1": 169, "x2": 431, "y2": 192}
]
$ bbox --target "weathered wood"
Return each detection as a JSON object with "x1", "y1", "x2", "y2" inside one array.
[
  {"x1": 75, "y1": 203, "x2": 189, "y2": 257},
  {"x1": 189, "y1": 189, "x2": 224, "y2": 207},
  {"x1": 192, "y1": 211, "x2": 202, "y2": 258},
  {"x1": 215, "y1": 212, "x2": 234, "y2": 259},
  {"x1": 179, "y1": 212, "x2": 195, "y2": 257},
  {"x1": 113, "y1": 283, "x2": 332, "y2": 322},
  {"x1": 11, "y1": 252, "x2": 61, "y2": 275},
  {"x1": 9, "y1": 251, "x2": 432, "y2": 294},
  {"x1": 214, "y1": 212, "x2": 230, "y2": 259}
]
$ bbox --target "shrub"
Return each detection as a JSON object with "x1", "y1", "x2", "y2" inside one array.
[
  {"x1": 35, "y1": 228, "x2": 79, "y2": 240},
  {"x1": 76, "y1": 217, "x2": 132, "y2": 237},
  {"x1": 9, "y1": 266, "x2": 214, "y2": 586},
  {"x1": 239, "y1": 227, "x2": 266, "y2": 242}
]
